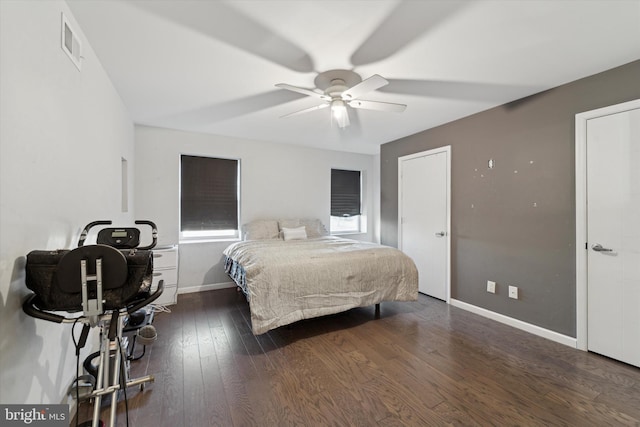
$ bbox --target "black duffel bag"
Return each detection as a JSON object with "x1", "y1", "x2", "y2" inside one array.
[{"x1": 25, "y1": 246, "x2": 153, "y2": 312}]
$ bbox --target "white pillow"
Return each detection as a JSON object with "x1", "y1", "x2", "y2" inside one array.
[
  {"x1": 278, "y1": 218, "x2": 328, "y2": 238},
  {"x1": 278, "y1": 218, "x2": 300, "y2": 230},
  {"x1": 243, "y1": 220, "x2": 280, "y2": 240},
  {"x1": 282, "y1": 226, "x2": 307, "y2": 241},
  {"x1": 300, "y1": 218, "x2": 329, "y2": 238}
]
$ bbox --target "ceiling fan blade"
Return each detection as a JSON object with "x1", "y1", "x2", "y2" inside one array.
[
  {"x1": 280, "y1": 102, "x2": 329, "y2": 118},
  {"x1": 161, "y1": 90, "x2": 307, "y2": 126},
  {"x1": 126, "y1": 2, "x2": 314, "y2": 72},
  {"x1": 381, "y1": 79, "x2": 543, "y2": 102},
  {"x1": 341, "y1": 74, "x2": 389, "y2": 100},
  {"x1": 276, "y1": 83, "x2": 329, "y2": 100},
  {"x1": 350, "y1": 1, "x2": 467, "y2": 67},
  {"x1": 348, "y1": 99, "x2": 406, "y2": 113}
]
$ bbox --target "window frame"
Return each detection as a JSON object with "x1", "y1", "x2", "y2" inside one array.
[
  {"x1": 330, "y1": 168, "x2": 364, "y2": 235},
  {"x1": 179, "y1": 154, "x2": 241, "y2": 243}
]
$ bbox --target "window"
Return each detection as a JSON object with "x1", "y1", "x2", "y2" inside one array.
[
  {"x1": 180, "y1": 155, "x2": 240, "y2": 240},
  {"x1": 330, "y1": 168, "x2": 362, "y2": 234}
]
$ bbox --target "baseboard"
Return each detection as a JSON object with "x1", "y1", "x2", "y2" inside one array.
[
  {"x1": 178, "y1": 281, "x2": 235, "y2": 295},
  {"x1": 449, "y1": 299, "x2": 577, "y2": 348}
]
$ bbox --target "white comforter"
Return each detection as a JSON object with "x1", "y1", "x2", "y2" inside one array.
[{"x1": 223, "y1": 236, "x2": 418, "y2": 334}]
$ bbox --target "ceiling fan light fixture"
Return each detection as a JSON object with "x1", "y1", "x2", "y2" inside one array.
[
  {"x1": 331, "y1": 99, "x2": 349, "y2": 128},
  {"x1": 277, "y1": 70, "x2": 404, "y2": 130}
]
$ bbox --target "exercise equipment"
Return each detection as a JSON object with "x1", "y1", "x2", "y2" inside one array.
[{"x1": 23, "y1": 220, "x2": 164, "y2": 427}]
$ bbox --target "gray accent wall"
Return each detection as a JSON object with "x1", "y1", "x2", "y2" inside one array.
[{"x1": 380, "y1": 60, "x2": 640, "y2": 337}]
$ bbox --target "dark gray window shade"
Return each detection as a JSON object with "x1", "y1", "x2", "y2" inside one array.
[
  {"x1": 331, "y1": 169, "x2": 361, "y2": 217},
  {"x1": 181, "y1": 155, "x2": 238, "y2": 232}
]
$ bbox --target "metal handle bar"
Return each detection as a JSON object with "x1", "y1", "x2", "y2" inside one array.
[
  {"x1": 22, "y1": 280, "x2": 164, "y2": 323},
  {"x1": 135, "y1": 220, "x2": 158, "y2": 250},
  {"x1": 78, "y1": 221, "x2": 112, "y2": 247},
  {"x1": 78, "y1": 220, "x2": 158, "y2": 249}
]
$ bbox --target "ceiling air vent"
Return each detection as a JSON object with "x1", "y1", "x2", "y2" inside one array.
[{"x1": 61, "y1": 12, "x2": 82, "y2": 70}]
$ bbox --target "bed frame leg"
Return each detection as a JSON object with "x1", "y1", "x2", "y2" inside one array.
[{"x1": 374, "y1": 303, "x2": 380, "y2": 319}]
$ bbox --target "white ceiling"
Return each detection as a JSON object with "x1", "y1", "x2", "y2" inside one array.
[{"x1": 66, "y1": 0, "x2": 640, "y2": 155}]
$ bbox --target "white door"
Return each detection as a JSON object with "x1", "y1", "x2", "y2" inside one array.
[
  {"x1": 399, "y1": 147, "x2": 450, "y2": 301},
  {"x1": 586, "y1": 105, "x2": 640, "y2": 367}
]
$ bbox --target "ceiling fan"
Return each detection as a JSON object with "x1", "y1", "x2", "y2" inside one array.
[{"x1": 276, "y1": 69, "x2": 407, "y2": 129}]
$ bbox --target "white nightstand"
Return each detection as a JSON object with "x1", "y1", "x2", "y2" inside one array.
[{"x1": 151, "y1": 245, "x2": 178, "y2": 306}]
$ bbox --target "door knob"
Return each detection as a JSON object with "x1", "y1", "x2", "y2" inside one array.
[
  {"x1": 592, "y1": 243, "x2": 613, "y2": 252},
  {"x1": 435, "y1": 231, "x2": 446, "y2": 237}
]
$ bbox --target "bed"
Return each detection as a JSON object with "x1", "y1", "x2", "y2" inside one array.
[{"x1": 223, "y1": 219, "x2": 418, "y2": 335}]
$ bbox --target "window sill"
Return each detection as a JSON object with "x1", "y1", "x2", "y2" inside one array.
[
  {"x1": 330, "y1": 231, "x2": 364, "y2": 237},
  {"x1": 179, "y1": 237, "x2": 241, "y2": 245}
]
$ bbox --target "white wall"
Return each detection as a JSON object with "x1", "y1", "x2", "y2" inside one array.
[
  {"x1": 0, "y1": 1, "x2": 134, "y2": 404},
  {"x1": 134, "y1": 125, "x2": 379, "y2": 291}
]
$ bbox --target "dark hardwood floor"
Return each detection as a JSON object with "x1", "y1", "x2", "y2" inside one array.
[{"x1": 75, "y1": 288, "x2": 640, "y2": 426}]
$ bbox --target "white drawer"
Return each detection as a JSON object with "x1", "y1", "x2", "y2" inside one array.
[
  {"x1": 154, "y1": 284, "x2": 177, "y2": 306},
  {"x1": 151, "y1": 269, "x2": 177, "y2": 289},
  {"x1": 149, "y1": 245, "x2": 178, "y2": 306},
  {"x1": 152, "y1": 248, "x2": 177, "y2": 269}
]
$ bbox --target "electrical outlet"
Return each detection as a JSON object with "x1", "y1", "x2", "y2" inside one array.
[
  {"x1": 487, "y1": 280, "x2": 496, "y2": 294},
  {"x1": 508, "y1": 286, "x2": 518, "y2": 299}
]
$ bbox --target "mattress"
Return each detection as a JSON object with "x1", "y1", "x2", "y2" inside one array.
[{"x1": 223, "y1": 236, "x2": 418, "y2": 334}]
